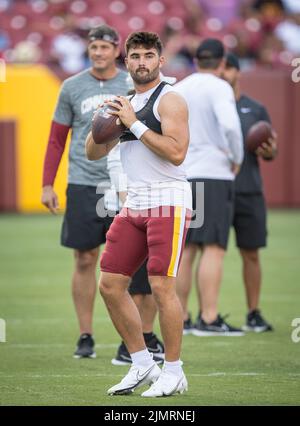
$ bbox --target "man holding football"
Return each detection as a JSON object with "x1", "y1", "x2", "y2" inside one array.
[{"x1": 86, "y1": 31, "x2": 192, "y2": 397}]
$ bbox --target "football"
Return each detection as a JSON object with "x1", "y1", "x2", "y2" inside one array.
[
  {"x1": 246, "y1": 120, "x2": 273, "y2": 153},
  {"x1": 92, "y1": 101, "x2": 126, "y2": 145}
]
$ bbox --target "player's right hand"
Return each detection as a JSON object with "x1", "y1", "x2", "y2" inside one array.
[{"x1": 41, "y1": 185, "x2": 59, "y2": 214}]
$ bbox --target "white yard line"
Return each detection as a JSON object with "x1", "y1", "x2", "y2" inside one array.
[
  {"x1": 7, "y1": 318, "x2": 111, "y2": 324},
  {"x1": 3, "y1": 343, "x2": 117, "y2": 348},
  {"x1": 189, "y1": 372, "x2": 265, "y2": 377},
  {"x1": 0, "y1": 372, "x2": 266, "y2": 379}
]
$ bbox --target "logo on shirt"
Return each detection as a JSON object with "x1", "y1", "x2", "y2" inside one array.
[
  {"x1": 81, "y1": 94, "x2": 116, "y2": 115},
  {"x1": 240, "y1": 107, "x2": 251, "y2": 114}
]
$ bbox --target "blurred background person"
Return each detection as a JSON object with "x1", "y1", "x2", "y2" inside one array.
[
  {"x1": 175, "y1": 39, "x2": 244, "y2": 336},
  {"x1": 41, "y1": 24, "x2": 130, "y2": 359},
  {"x1": 223, "y1": 52, "x2": 277, "y2": 332}
]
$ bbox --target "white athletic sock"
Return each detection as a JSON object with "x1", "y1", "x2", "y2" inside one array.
[
  {"x1": 130, "y1": 349, "x2": 154, "y2": 368},
  {"x1": 163, "y1": 360, "x2": 183, "y2": 376}
]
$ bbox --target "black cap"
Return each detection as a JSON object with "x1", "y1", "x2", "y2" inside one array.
[
  {"x1": 88, "y1": 25, "x2": 120, "y2": 45},
  {"x1": 225, "y1": 52, "x2": 240, "y2": 70},
  {"x1": 196, "y1": 38, "x2": 224, "y2": 60}
]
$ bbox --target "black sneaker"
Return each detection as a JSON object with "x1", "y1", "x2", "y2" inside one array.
[
  {"x1": 183, "y1": 314, "x2": 195, "y2": 335},
  {"x1": 193, "y1": 314, "x2": 245, "y2": 336},
  {"x1": 243, "y1": 309, "x2": 273, "y2": 332},
  {"x1": 111, "y1": 341, "x2": 132, "y2": 365},
  {"x1": 144, "y1": 333, "x2": 165, "y2": 361},
  {"x1": 73, "y1": 333, "x2": 96, "y2": 359},
  {"x1": 111, "y1": 334, "x2": 165, "y2": 366}
]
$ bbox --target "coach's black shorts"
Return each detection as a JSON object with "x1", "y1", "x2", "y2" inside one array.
[
  {"x1": 61, "y1": 184, "x2": 151, "y2": 294},
  {"x1": 129, "y1": 260, "x2": 151, "y2": 295},
  {"x1": 61, "y1": 184, "x2": 114, "y2": 250},
  {"x1": 233, "y1": 193, "x2": 267, "y2": 249},
  {"x1": 186, "y1": 179, "x2": 234, "y2": 250}
]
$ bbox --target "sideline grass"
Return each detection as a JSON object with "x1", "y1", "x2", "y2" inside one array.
[{"x1": 0, "y1": 211, "x2": 299, "y2": 405}]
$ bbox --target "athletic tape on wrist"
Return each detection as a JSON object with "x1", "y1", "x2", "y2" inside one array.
[{"x1": 130, "y1": 121, "x2": 149, "y2": 140}]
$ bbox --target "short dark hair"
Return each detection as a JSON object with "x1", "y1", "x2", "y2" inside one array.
[
  {"x1": 125, "y1": 32, "x2": 163, "y2": 56},
  {"x1": 88, "y1": 25, "x2": 119, "y2": 45},
  {"x1": 197, "y1": 57, "x2": 223, "y2": 70},
  {"x1": 225, "y1": 52, "x2": 240, "y2": 70},
  {"x1": 195, "y1": 38, "x2": 224, "y2": 70}
]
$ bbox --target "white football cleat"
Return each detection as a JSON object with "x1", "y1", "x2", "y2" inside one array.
[
  {"x1": 107, "y1": 362, "x2": 161, "y2": 396},
  {"x1": 141, "y1": 370, "x2": 188, "y2": 397}
]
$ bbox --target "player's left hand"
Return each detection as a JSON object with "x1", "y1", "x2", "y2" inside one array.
[
  {"x1": 106, "y1": 96, "x2": 137, "y2": 129},
  {"x1": 256, "y1": 131, "x2": 278, "y2": 160},
  {"x1": 231, "y1": 163, "x2": 241, "y2": 175}
]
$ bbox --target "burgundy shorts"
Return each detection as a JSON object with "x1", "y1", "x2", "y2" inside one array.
[{"x1": 100, "y1": 206, "x2": 191, "y2": 278}]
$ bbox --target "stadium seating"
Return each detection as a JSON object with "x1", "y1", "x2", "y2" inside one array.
[{"x1": 0, "y1": 0, "x2": 298, "y2": 75}]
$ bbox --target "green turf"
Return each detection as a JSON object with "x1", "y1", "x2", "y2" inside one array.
[{"x1": 0, "y1": 211, "x2": 299, "y2": 406}]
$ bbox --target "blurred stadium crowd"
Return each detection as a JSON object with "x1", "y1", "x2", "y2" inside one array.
[{"x1": 1, "y1": 0, "x2": 299, "y2": 79}]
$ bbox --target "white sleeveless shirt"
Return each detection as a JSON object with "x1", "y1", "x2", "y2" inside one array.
[{"x1": 119, "y1": 82, "x2": 192, "y2": 210}]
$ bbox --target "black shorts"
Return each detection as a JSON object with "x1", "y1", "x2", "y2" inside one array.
[
  {"x1": 129, "y1": 260, "x2": 151, "y2": 295},
  {"x1": 61, "y1": 184, "x2": 151, "y2": 294},
  {"x1": 61, "y1": 184, "x2": 114, "y2": 250},
  {"x1": 233, "y1": 193, "x2": 267, "y2": 249},
  {"x1": 186, "y1": 179, "x2": 234, "y2": 250}
]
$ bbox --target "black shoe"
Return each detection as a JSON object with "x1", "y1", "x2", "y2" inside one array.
[
  {"x1": 193, "y1": 314, "x2": 245, "y2": 336},
  {"x1": 183, "y1": 314, "x2": 195, "y2": 335},
  {"x1": 111, "y1": 334, "x2": 165, "y2": 366},
  {"x1": 73, "y1": 333, "x2": 96, "y2": 359},
  {"x1": 111, "y1": 341, "x2": 132, "y2": 365},
  {"x1": 144, "y1": 333, "x2": 165, "y2": 361},
  {"x1": 243, "y1": 309, "x2": 273, "y2": 332}
]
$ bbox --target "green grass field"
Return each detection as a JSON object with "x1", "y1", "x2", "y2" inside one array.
[{"x1": 0, "y1": 211, "x2": 299, "y2": 406}]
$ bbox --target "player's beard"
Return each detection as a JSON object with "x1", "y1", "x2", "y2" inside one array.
[{"x1": 131, "y1": 65, "x2": 160, "y2": 84}]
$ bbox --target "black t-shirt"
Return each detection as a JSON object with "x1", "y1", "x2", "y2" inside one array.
[{"x1": 235, "y1": 94, "x2": 271, "y2": 194}]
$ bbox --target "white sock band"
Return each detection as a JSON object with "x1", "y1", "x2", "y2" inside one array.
[
  {"x1": 130, "y1": 120, "x2": 149, "y2": 140},
  {"x1": 130, "y1": 348, "x2": 153, "y2": 367},
  {"x1": 163, "y1": 360, "x2": 183, "y2": 376}
]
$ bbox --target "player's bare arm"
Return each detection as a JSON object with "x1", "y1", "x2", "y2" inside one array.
[
  {"x1": 85, "y1": 131, "x2": 119, "y2": 160},
  {"x1": 108, "y1": 92, "x2": 189, "y2": 166}
]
